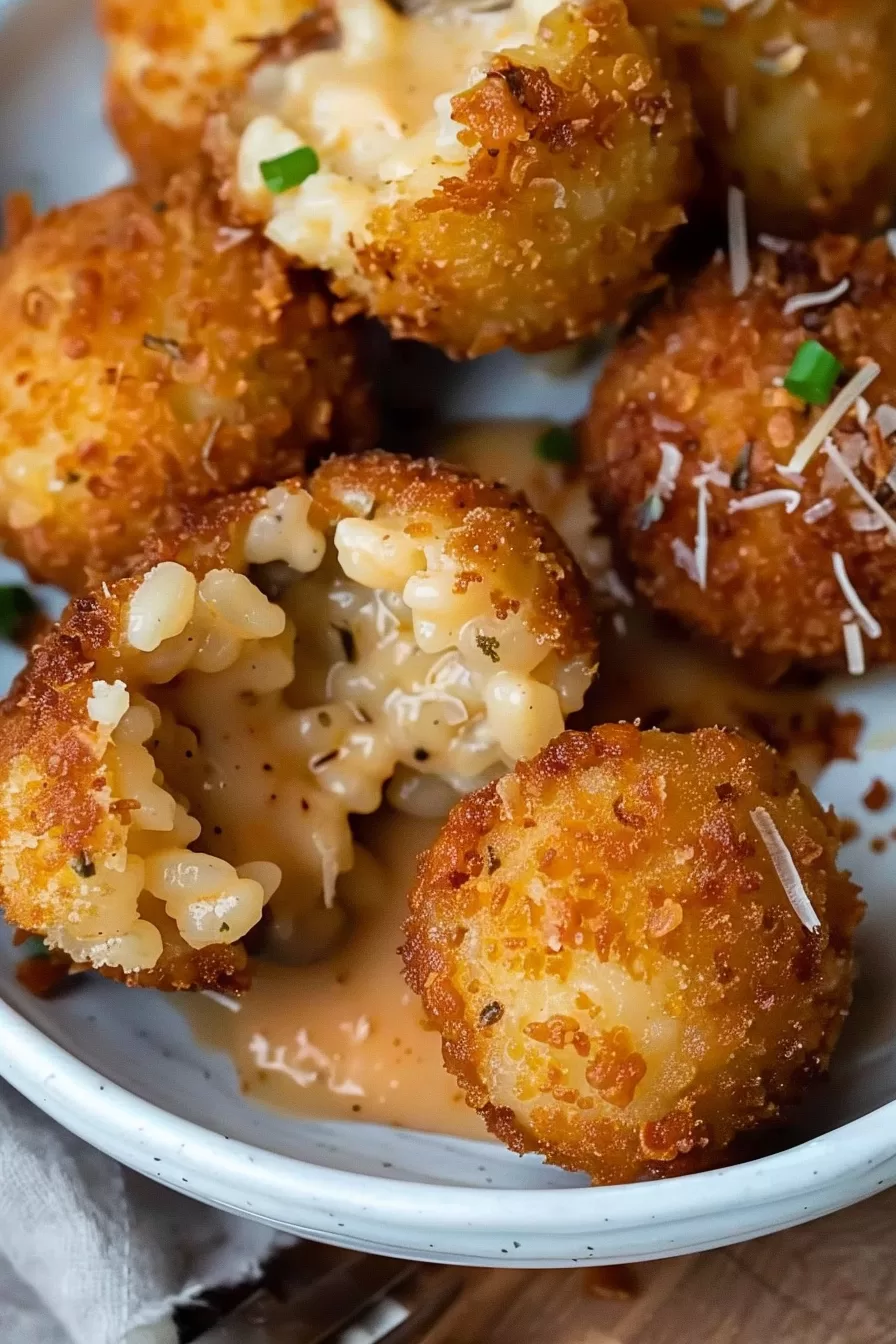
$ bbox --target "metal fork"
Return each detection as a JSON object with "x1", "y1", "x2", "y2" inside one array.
[{"x1": 194, "y1": 1242, "x2": 466, "y2": 1344}]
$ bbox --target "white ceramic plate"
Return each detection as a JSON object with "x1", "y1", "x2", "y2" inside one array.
[{"x1": 1, "y1": 0, "x2": 896, "y2": 1268}]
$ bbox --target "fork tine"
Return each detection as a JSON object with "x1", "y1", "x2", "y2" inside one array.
[{"x1": 195, "y1": 1244, "x2": 418, "y2": 1344}]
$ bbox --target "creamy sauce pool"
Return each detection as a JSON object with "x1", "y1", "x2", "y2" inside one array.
[
  {"x1": 183, "y1": 810, "x2": 489, "y2": 1140},
  {"x1": 182, "y1": 420, "x2": 860, "y2": 1139}
]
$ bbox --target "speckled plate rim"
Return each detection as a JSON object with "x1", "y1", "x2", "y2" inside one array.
[{"x1": 2, "y1": 989, "x2": 896, "y2": 1265}]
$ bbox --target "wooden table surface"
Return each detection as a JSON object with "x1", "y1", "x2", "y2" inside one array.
[{"x1": 410, "y1": 1188, "x2": 896, "y2": 1344}]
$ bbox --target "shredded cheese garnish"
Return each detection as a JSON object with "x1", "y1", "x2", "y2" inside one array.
[
  {"x1": 822, "y1": 436, "x2": 896, "y2": 541},
  {"x1": 832, "y1": 552, "x2": 882, "y2": 638},
  {"x1": 655, "y1": 441, "x2": 683, "y2": 499},
  {"x1": 694, "y1": 478, "x2": 710, "y2": 589},
  {"x1": 757, "y1": 232, "x2": 791, "y2": 254},
  {"x1": 803, "y1": 497, "x2": 836, "y2": 524},
  {"x1": 671, "y1": 537, "x2": 699, "y2": 583},
  {"x1": 728, "y1": 489, "x2": 801, "y2": 515},
  {"x1": 788, "y1": 362, "x2": 882, "y2": 471},
  {"x1": 886, "y1": 229, "x2": 896, "y2": 261},
  {"x1": 727, "y1": 186, "x2": 750, "y2": 298},
  {"x1": 856, "y1": 395, "x2": 871, "y2": 428},
  {"x1": 849, "y1": 509, "x2": 886, "y2": 533},
  {"x1": 874, "y1": 404, "x2": 896, "y2": 438},
  {"x1": 750, "y1": 806, "x2": 821, "y2": 933},
  {"x1": 782, "y1": 276, "x2": 850, "y2": 318},
  {"x1": 843, "y1": 620, "x2": 866, "y2": 675}
]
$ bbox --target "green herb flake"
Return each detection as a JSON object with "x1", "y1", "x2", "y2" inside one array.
[
  {"x1": 475, "y1": 632, "x2": 501, "y2": 663},
  {"x1": 730, "y1": 440, "x2": 754, "y2": 491},
  {"x1": 535, "y1": 425, "x2": 577, "y2": 464},
  {"x1": 70, "y1": 850, "x2": 96, "y2": 878},
  {"x1": 783, "y1": 341, "x2": 843, "y2": 406},
  {"x1": 636, "y1": 493, "x2": 664, "y2": 530},
  {"x1": 0, "y1": 586, "x2": 37, "y2": 642},
  {"x1": 19, "y1": 935, "x2": 48, "y2": 959},
  {"x1": 699, "y1": 5, "x2": 727, "y2": 26},
  {"x1": 259, "y1": 146, "x2": 320, "y2": 194}
]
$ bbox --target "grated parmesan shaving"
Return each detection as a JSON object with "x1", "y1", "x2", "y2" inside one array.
[
  {"x1": 832, "y1": 551, "x2": 882, "y2": 638},
  {"x1": 849, "y1": 508, "x2": 886, "y2": 533},
  {"x1": 201, "y1": 990, "x2": 242, "y2": 1012},
  {"x1": 782, "y1": 276, "x2": 850, "y2": 317},
  {"x1": 874, "y1": 403, "x2": 896, "y2": 438},
  {"x1": 655, "y1": 441, "x2": 683, "y2": 498},
  {"x1": 856, "y1": 395, "x2": 871, "y2": 428},
  {"x1": 757, "y1": 232, "x2": 791, "y2": 254},
  {"x1": 695, "y1": 458, "x2": 730, "y2": 488},
  {"x1": 788, "y1": 362, "x2": 882, "y2": 471},
  {"x1": 727, "y1": 186, "x2": 750, "y2": 297},
  {"x1": 671, "y1": 537, "x2": 699, "y2": 583},
  {"x1": 750, "y1": 806, "x2": 821, "y2": 932},
  {"x1": 694, "y1": 478, "x2": 710, "y2": 589},
  {"x1": 803, "y1": 497, "x2": 836, "y2": 524},
  {"x1": 728, "y1": 488, "x2": 801, "y2": 515},
  {"x1": 652, "y1": 413, "x2": 685, "y2": 433},
  {"x1": 843, "y1": 620, "x2": 866, "y2": 675},
  {"x1": 887, "y1": 229, "x2": 896, "y2": 261},
  {"x1": 822, "y1": 436, "x2": 896, "y2": 541}
]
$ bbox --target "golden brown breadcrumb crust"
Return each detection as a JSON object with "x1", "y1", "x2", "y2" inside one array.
[
  {"x1": 310, "y1": 451, "x2": 599, "y2": 663},
  {"x1": 99, "y1": 0, "x2": 310, "y2": 186},
  {"x1": 0, "y1": 169, "x2": 372, "y2": 591},
  {"x1": 629, "y1": 0, "x2": 896, "y2": 236},
  {"x1": 0, "y1": 591, "x2": 249, "y2": 991},
  {"x1": 403, "y1": 724, "x2": 860, "y2": 1184},
  {"x1": 212, "y1": 0, "x2": 698, "y2": 357},
  {"x1": 586, "y1": 234, "x2": 896, "y2": 669}
]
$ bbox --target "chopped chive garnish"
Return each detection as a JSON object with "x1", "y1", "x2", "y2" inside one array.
[
  {"x1": 784, "y1": 341, "x2": 842, "y2": 406},
  {"x1": 636, "y1": 493, "x2": 664, "y2": 530},
  {"x1": 535, "y1": 425, "x2": 577, "y2": 464},
  {"x1": 259, "y1": 146, "x2": 320, "y2": 194},
  {"x1": 699, "y1": 6, "x2": 727, "y2": 26},
  {"x1": 0, "y1": 586, "x2": 37, "y2": 641},
  {"x1": 19, "y1": 935, "x2": 48, "y2": 959}
]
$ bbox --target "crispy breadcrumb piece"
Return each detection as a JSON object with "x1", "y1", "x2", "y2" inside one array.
[
  {"x1": 586, "y1": 234, "x2": 896, "y2": 670},
  {"x1": 0, "y1": 169, "x2": 373, "y2": 591},
  {"x1": 404, "y1": 724, "x2": 861, "y2": 1184}
]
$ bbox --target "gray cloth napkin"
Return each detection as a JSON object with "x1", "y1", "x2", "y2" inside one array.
[{"x1": 0, "y1": 1082, "x2": 289, "y2": 1344}]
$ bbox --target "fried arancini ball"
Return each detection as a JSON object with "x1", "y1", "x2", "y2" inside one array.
[
  {"x1": 629, "y1": 0, "x2": 896, "y2": 236},
  {"x1": 586, "y1": 233, "x2": 896, "y2": 671},
  {"x1": 100, "y1": 0, "x2": 309, "y2": 186},
  {"x1": 403, "y1": 724, "x2": 861, "y2": 1184},
  {"x1": 0, "y1": 170, "x2": 372, "y2": 591},
  {"x1": 0, "y1": 453, "x2": 597, "y2": 988},
  {"x1": 208, "y1": 0, "x2": 697, "y2": 357}
]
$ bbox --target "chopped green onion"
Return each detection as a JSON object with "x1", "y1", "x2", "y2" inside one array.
[
  {"x1": 259, "y1": 146, "x2": 320, "y2": 194},
  {"x1": 19, "y1": 935, "x2": 48, "y2": 959},
  {"x1": 535, "y1": 426, "x2": 577, "y2": 464},
  {"x1": 784, "y1": 341, "x2": 843, "y2": 406},
  {"x1": 0, "y1": 586, "x2": 37, "y2": 641}
]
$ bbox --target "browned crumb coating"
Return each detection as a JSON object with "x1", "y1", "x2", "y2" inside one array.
[
  {"x1": 99, "y1": 0, "x2": 310, "y2": 186},
  {"x1": 404, "y1": 724, "x2": 861, "y2": 1184},
  {"x1": 586, "y1": 234, "x2": 896, "y2": 669},
  {"x1": 0, "y1": 168, "x2": 373, "y2": 591},
  {"x1": 629, "y1": 0, "x2": 896, "y2": 236},
  {"x1": 212, "y1": 0, "x2": 698, "y2": 357},
  {"x1": 0, "y1": 454, "x2": 597, "y2": 992}
]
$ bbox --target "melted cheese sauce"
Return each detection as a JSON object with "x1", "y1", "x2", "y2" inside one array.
[
  {"x1": 183, "y1": 421, "x2": 856, "y2": 1137},
  {"x1": 184, "y1": 811, "x2": 489, "y2": 1140}
]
